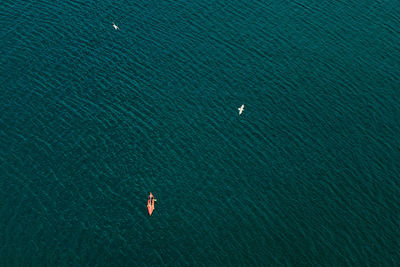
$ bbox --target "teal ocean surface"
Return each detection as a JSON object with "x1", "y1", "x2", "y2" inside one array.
[{"x1": 1, "y1": 0, "x2": 400, "y2": 265}]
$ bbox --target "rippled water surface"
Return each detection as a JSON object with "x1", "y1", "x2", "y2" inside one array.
[{"x1": 1, "y1": 0, "x2": 400, "y2": 265}]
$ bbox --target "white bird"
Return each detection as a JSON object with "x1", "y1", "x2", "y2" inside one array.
[
  {"x1": 112, "y1": 22, "x2": 119, "y2": 30},
  {"x1": 238, "y1": 104, "x2": 244, "y2": 115}
]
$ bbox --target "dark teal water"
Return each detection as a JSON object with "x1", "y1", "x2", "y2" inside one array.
[{"x1": 1, "y1": 0, "x2": 400, "y2": 265}]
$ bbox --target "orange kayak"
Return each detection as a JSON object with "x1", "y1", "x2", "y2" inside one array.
[{"x1": 147, "y1": 192, "x2": 155, "y2": 216}]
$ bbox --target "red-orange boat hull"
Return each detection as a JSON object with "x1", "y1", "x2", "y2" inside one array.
[{"x1": 147, "y1": 192, "x2": 155, "y2": 216}]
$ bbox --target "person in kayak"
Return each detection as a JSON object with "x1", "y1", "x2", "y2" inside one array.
[{"x1": 148, "y1": 196, "x2": 156, "y2": 205}]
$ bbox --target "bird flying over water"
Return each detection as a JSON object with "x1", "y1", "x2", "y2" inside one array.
[
  {"x1": 238, "y1": 104, "x2": 244, "y2": 115},
  {"x1": 112, "y1": 22, "x2": 119, "y2": 30}
]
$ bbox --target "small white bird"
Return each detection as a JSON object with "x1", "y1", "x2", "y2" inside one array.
[
  {"x1": 112, "y1": 22, "x2": 119, "y2": 30},
  {"x1": 238, "y1": 104, "x2": 245, "y2": 115}
]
